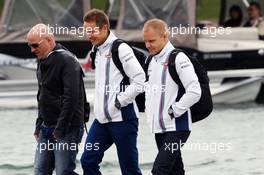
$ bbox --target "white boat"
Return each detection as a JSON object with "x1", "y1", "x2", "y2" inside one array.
[
  {"x1": 210, "y1": 76, "x2": 263, "y2": 104},
  {"x1": 208, "y1": 69, "x2": 264, "y2": 103}
]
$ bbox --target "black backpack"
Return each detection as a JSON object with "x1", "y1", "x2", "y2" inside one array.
[
  {"x1": 146, "y1": 49, "x2": 213, "y2": 123},
  {"x1": 90, "y1": 39, "x2": 147, "y2": 112}
]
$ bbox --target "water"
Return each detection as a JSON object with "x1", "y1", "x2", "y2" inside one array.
[{"x1": 0, "y1": 103, "x2": 264, "y2": 175}]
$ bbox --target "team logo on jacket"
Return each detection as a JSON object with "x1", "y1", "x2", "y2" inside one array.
[
  {"x1": 105, "y1": 53, "x2": 112, "y2": 58},
  {"x1": 161, "y1": 61, "x2": 169, "y2": 66}
]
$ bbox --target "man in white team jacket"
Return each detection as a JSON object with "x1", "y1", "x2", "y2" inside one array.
[
  {"x1": 81, "y1": 9, "x2": 144, "y2": 175},
  {"x1": 143, "y1": 19, "x2": 201, "y2": 175}
]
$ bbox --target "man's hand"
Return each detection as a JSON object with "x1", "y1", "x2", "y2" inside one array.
[
  {"x1": 168, "y1": 106, "x2": 175, "y2": 119},
  {"x1": 52, "y1": 129, "x2": 63, "y2": 141},
  {"x1": 168, "y1": 102, "x2": 178, "y2": 119},
  {"x1": 34, "y1": 133, "x2": 39, "y2": 142},
  {"x1": 115, "y1": 95, "x2": 121, "y2": 110}
]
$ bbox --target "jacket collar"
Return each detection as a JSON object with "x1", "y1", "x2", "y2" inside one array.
[
  {"x1": 40, "y1": 43, "x2": 66, "y2": 65},
  {"x1": 154, "y1": 41, "x2": 174, "y2": 61},
  {"x1": 97, "y1": 31, "x2": 117, "y2": 54},
  {"x1": 46, "y1": 43, "x2": 67, "y2": 58}
]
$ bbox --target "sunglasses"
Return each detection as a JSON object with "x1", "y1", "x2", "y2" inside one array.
[{"x1": 28, "y1": 39, "x2": 44, "y2": 48}]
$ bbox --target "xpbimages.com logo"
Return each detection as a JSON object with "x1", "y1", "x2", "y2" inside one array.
[
  {"x1": 168, "y1": 24, "x2": 232, "y2": 38},
  {"x1": 164, "y1": 141, "x2": 232, "y2": 154},
  {"x1": 35, "y1": 24, "x2": 100, "y2": 38},
  {"x1": 34, "y1": 141, "x2": 100, "y2": 153}
]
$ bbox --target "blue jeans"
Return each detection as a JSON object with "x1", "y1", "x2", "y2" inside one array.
[
  {"x1": 81, "y1": 119, "x2": 142, "y2": 175},
  {"x1": 34, "y1": 125, "x2": 84, "y2": 175}
]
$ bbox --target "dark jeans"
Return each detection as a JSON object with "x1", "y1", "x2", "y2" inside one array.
[
  {"x1": 34, "y1": 125, "x2": 84, "y2": 175},
  {"x1": 152, "y1": 131, "x2": 190, "y2": 175},
  {"x1": 81, "y1": 119, "x2": 142, "y2": 175}
]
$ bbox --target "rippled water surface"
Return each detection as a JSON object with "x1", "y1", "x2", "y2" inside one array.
[{"x1": 0, "y1": 103, "x2": 264, "y2": 175}]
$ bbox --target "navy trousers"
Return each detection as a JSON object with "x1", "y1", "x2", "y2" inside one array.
[
  {"x1": 152, "y1": 131, "x2": 190, "y2": 175},
  {"x1": 81, "y1": 118, "x2": 142, "y2": 175}
]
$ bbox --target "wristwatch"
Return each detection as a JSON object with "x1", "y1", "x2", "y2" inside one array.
[
  {"x1": 115, "y1": 95, "x2": 121, "y2": 110},
  {"x1": 168, "y1": 106, "x2": 174, "y2": 119}
]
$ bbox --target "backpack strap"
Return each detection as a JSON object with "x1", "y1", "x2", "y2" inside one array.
[
  {"x1": 168, "y1": 49, "x2": 183, "y2": 87},
  {"x1": 111, "y1": 39, "x2": 130, "y2": 85},
  {"x1": 168, "y1": 49, "x2": 187, "y2": 102},
  {"x1": 90, "y1": 46, "x2": 98, "y2": 69},
  {"x1": 144, "y1": 55, "x2": 153, "y2": 81}
]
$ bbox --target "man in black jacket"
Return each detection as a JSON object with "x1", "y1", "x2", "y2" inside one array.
[{"x1": 27, "y1": 24, "x2": 84, "y2": 175}]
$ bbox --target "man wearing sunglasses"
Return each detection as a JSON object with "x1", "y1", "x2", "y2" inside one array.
[{"x1": 27, "y1": 24, "x2": 85, "y2": 175}]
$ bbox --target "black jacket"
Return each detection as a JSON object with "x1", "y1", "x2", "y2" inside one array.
[{"x1": 35, "y1": 44, "x2": 84, "y2": 138}]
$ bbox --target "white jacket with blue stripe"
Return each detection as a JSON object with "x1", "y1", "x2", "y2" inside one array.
[
  {"x1": 93, "y1": 32, "x2": 145, "y2": 123},
  {"x1": 145, "y1": 41, "x2": 201, "y2": 133}
]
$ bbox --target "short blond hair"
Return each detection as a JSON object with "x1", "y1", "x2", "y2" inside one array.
[{"x1": 143, "y1": 19, "x2": 168, "y2": 35}]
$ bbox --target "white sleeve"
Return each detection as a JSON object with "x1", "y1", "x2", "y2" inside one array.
[
  {"x1": 171, "y1": 52, "x2": 201, "y2": 118},
  {"x1": 116, "y1": 43, "x2": 146, "y2": 107}
]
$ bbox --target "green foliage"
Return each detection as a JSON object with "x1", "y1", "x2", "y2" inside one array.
[
  {"x1": 0, "y1": 0, "x2": 4, "y2": 16},
  {"x1": 197, "y1": 0, "x2": 221, "y2": 22},
  {"x1": 91, "y1": 0, "x2": 108, "y2": 10}
]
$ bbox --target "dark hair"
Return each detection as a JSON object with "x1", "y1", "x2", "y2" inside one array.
[
  {"x1": 83, "y1": 9, "x2": 110, "y2": 29},
  {"x1": 250, "y1": 1, "x2": 261, "y2": 10},
  {"x1": 229, "y1": 5, "x2": 243, "y2": 19},
  {"x1": 229, "y1": 5, "x2": 242, "y2": 15},
  {"x1": 249, "y1": 1, "x2": 262, "y2": 16}
]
